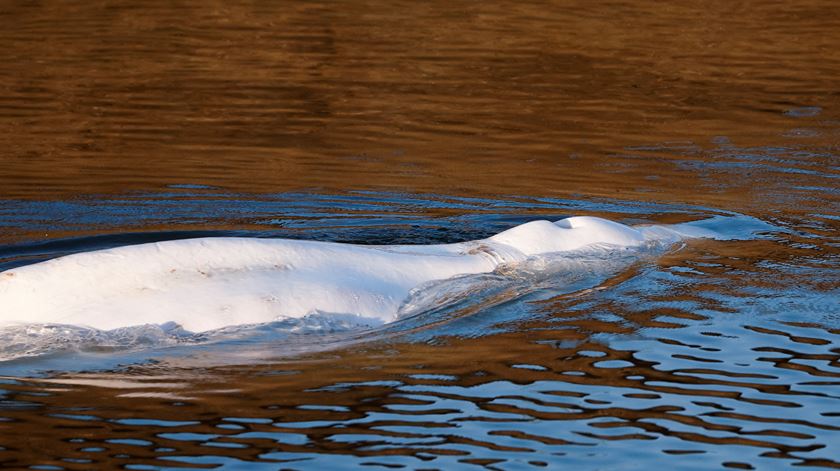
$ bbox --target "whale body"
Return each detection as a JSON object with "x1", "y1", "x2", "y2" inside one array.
[{"x1": 0, "y1": 216, "x2": 714, "y2": 333}]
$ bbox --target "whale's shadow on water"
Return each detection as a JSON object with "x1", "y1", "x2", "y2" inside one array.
[{"x1": 0, "y1": 205, "x2": 780, "y2": 377}]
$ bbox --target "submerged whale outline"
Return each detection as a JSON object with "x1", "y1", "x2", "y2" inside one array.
[{"x1": 0, "y1": 216, "x2": 716, "y2": 333}]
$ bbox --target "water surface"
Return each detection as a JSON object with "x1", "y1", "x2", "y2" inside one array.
[{"x1": 0, "y1": 1, "x2": 838, "y2": 469}]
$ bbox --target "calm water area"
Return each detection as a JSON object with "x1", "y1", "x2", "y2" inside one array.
[{"x1": 0, "y1": 1, "x2": 838, "y2": 469}]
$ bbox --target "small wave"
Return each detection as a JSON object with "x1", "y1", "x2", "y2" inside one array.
[
  {"x1": 0, "y1": 323, "x2": 189, "y2": 362},
  {"x1": 0, "y1": 311, "x2": 387, "y2": 363}
]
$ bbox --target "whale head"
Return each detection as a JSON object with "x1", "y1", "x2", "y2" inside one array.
[{"x1": 488, "y1": 216, "x2": 646, "y2": 256}]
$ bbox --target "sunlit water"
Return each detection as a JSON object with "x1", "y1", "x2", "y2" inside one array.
[{"x1": 1, "y1": 1, "x2": 839, "y2": 469}]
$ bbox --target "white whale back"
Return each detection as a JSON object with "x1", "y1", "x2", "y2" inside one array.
[
  {"x1": 489, "y1": 216, "x2": 646, "y2": 255},
  {"x1": 0, "y1": 217, "x2": 706, "y2": 333}
]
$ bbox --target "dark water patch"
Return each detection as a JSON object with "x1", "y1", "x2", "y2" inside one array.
[{"x1": 0, "y1": 190, "x2": 737, "y2": 265}]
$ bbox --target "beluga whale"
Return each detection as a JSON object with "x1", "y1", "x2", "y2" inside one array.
[{"x1": 0, "y1": 216, "x2": 717, "y2": 333}]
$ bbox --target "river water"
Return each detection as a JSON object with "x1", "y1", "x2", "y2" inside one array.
[{"x1": 0, "y1": 1, "x2": 838, "y2": 469}]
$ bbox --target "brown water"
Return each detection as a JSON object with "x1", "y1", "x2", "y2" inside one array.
[{"x1": 0, "y1": 1, "x2": 839, "y2": 469}]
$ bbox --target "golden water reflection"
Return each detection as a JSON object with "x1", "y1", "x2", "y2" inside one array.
[{"x1": 0, "y1": 1, "x2": 837, "y2": 207}]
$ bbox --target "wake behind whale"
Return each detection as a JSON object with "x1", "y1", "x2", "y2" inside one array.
[{"x1": 0, "y1": 214, "x2": 766, "y2": 365}]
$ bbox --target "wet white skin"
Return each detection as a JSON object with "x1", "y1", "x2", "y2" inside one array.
[{"x1": 0, "y1": 216, "x2": 714, "y2": 332}]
